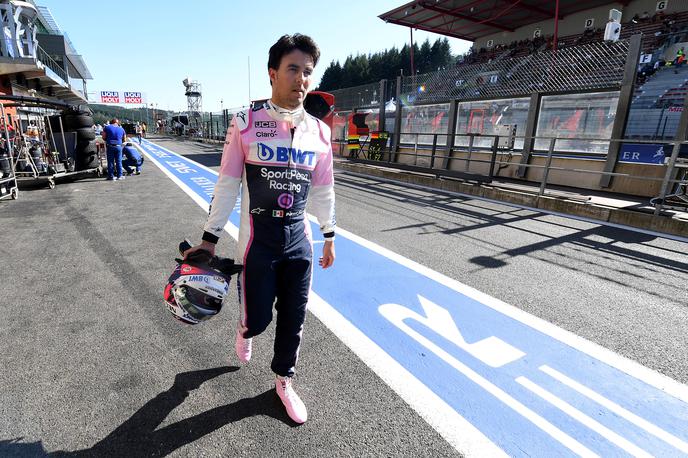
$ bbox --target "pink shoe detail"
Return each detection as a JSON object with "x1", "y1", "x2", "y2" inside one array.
[
  {"x1": 275, "y1": 376, "x2": 308, "y2": 424},
  {"x1": 235, "y1": 325, "x2": 252, "y2": 363}
]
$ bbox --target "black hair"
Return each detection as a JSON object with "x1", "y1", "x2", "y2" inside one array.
[{"x1": 267, "y1": 34, "x2": 320, "y2": 71}]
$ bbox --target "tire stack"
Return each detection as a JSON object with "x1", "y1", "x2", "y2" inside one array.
[
  {"x1": 0, "y1": 152, "x2": 12, "y2": 179},
  {"x1": 61, "y1": 106, "x2": 97, "y2": 171}
]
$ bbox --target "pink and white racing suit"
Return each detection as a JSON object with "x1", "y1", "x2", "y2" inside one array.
[{"x1": 202, "y1": 100, "x2": 335, "y2": 376}]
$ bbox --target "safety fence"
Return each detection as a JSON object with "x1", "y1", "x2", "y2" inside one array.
[
  {"x1": 344, "y1": 132, "x2": 688, "y2": 215},
  {"x1": 199, "y1": 106, "x2": 247, "y2": 141}
]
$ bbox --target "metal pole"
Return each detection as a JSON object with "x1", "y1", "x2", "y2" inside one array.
[
  {"x1": 410, "y1": 28, "x2": 415, "y2": 77},
  {"x1": 443, "y1": 100, "x2": 458, "y2": 170},
  {"x1": 465, "y1": 134, "x2": 474, "y2": 172},
  {"x1": 392, "y1": 75, "x2": 403, "y2": 155},
  {"x1": 430, "y1": 133, "x2": 437, "y2": 169},
  {"x1": 518, "y1": 92, "x2": 541, "y2": 177},
  {"x1": 489, "y1": 136, "x2": 499, "y2": 180},
  {"x1": 654, "y1": 107, "x2": 665, "y2": 139},
  {"x1": 379, "y1": 79, "x2": 386, "y2": 134},
  {"x1": 45, "y1": 116, "x2": 58, "y2": 155},
  {"x1": 248, "y1": 56, "x2": 252, "y2": 103},
  {"x1": 57, "y1": 117, "x2": 68, "y2": 167},
  {"x1": 553, "y1": 0, "x2": 560, "y2": 52},
  {"x1": 600, "y1": 33, "x2": 642, "y2": 187},
  {"x1": 539, "y1": 138, "x2": 557, "y2": 195},
  {"x1": 414, "y1": 132, "x2": 418, "y2": 165}
]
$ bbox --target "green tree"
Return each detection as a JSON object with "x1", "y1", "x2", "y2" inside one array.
[{"x1": 315, "y1": 37, "x2": 454, "y2": 90}]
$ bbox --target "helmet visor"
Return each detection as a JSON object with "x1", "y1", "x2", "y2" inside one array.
[{"x1": 173, "y1": 286, "x2": 222, "y2": 321}]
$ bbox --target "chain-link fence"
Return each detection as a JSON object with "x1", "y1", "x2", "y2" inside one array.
[
  {"x1": 329, "y1": 79, "x2": 397, "y2": 111},
  {"x1": 401, "y1": 39, "x2": 630, "y2": 104}
]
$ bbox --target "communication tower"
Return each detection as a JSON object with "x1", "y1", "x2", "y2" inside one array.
[{"x1": 182, "y1": 77, "x2": 203, "y2": 132}]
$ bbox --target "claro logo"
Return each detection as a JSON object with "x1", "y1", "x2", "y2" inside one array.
[{"x1": 257, "y1": 143, "x2": 316, "y2": 166}]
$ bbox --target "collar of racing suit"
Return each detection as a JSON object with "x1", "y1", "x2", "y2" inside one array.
[{"x1": 266, "y1": 99, "x2": 306, "y2": 128}]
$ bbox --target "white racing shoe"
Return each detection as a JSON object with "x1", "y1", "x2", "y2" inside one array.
[{"x1": 275, "y1": 375, "x2": 308, "y2": 424}]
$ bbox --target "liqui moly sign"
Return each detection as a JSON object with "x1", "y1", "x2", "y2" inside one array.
[
  {"x1": 100, "y1": 91, "x2": 120, "y2": 103},
  {"x1": 124, "y1": 92, "x2": 142, "y2": 103},
  {"x1": 99, "y1": 91, "x2": 145, "y2": 104}
]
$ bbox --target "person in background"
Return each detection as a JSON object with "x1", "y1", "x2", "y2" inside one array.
[
  {"x1": 122, "y1": 142, "x2": 143, "y2": 175},
  {"x1": 141, "y1": 122, "x2": 147, "y2": 138},
  {"x1": 134, "y1": 122, "x2": 143, "y2": 144},
  {"x1": 101, "y1": 118, "x2": 127, "y2": 181}
]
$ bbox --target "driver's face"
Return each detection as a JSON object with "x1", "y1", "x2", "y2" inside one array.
[{"x1": 269, "y1": 49, "x2": 314, "y2": 110}]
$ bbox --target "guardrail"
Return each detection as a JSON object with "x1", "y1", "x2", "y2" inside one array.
[
  {"x1": 36, "y1": 45, "x2": 68, "y2": 84},
  {"x1": 343, "y1": 132, "x2": 688, "y2": 217}
]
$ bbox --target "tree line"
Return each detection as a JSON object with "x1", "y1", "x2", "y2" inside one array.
[
  {"x1": 89, "y1": 104, "x2": 169, "y2": 125},
  {"x1": 317, "y1": 37, "x2": 454, "y2": 91}
]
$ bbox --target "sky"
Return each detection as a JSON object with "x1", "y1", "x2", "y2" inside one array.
[{"x1": 36, "y1": 0, "x2": 471, "y2": 113}]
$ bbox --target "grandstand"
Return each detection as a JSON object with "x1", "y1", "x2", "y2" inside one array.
[{"x1": 327, "y1": 0, "x2": 688, "y2": 199}]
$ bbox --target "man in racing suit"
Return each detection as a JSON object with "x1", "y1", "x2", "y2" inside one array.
[{"x1": 184, "y1": 34, "x2": 335, "y2": 424}]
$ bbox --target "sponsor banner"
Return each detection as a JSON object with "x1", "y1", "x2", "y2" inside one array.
[
  {"x1": 99, "y1": 90, "x2": 145, "y2": 104},
  {"x1": 124, "y1": 91, "x2": 142, "y2": 104},
  {"x1": 100, "y1": 91, "x2": 120, "y2": 103},
  {"x1": 619, "y1": 143, "x2": 666, "y2": 164}
]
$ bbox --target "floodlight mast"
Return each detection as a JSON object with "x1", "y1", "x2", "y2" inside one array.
[{"x1": 182, "y1": 77, "x2": 203, "y2": 134}]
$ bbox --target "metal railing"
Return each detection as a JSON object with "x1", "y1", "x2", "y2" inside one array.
[
  {"x1": 345, "y1": 132, "x2": 688, "y2": 216},
  {"x1": 36, "y1": 45, "x2": 68, "y2": 83}
]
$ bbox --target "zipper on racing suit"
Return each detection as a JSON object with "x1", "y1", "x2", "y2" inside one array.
[{"x1": 285, "y1": 126, "x2": 295, "y2": 224}]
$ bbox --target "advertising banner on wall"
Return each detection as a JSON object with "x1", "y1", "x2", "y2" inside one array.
[{"x1": 618, "y1": 143, "x2": 667, "y2": 164}]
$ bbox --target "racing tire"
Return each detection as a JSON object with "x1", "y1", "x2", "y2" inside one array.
[
  {"x1": 75, "y1": 127, "x2": 96, "y2": 141},
  {"x1": 76, "y1": 151, "x2": 99, "y2": 171},
  {"x1": 76, "y1": 139, "x2": 97, "y2": 155},
  {"x1": 63, "y1": 114, "x2": 94, "y2": 130}
]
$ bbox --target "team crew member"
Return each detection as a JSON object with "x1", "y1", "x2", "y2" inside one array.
[
  {"x1": 122, "y1": 142, "x2": 144, "y2": 175},
  {"x1": 184, "y1": 34, "x2": 335, "y2": 424},
  {"x1": 101, "y1": 118, "x2": 127, "y2": 180}
]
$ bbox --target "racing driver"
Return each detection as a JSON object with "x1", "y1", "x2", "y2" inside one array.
[{"x1": 184, "y1": 33, "x2": 335, "y2": 424}]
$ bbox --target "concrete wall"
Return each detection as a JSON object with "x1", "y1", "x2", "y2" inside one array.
[
  {"x1": 473, "y1": 0, "x2": 684, "y2": 49},
  {"x1": 396, "y1": 146, "x2": 666, "y2": 197}
]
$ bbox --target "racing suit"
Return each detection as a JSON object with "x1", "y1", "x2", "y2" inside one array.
[{"x1": 202, "y1": 100, "x2": 336, "y2": 377}]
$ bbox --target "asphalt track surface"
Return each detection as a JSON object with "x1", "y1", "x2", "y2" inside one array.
[{"x1": 2, "y1": 135, "x2": 687, "y2": 457}]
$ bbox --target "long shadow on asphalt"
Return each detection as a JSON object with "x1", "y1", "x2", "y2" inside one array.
[
  {"x1": 46, "y1": 366, "x2": 295, "y2": 457},
  {"x1": 337, "y1": 174, "x2": 688, "y2": 273},
  {"x1": 181, "y1": 153, "x2": 222, "y2": 168}
]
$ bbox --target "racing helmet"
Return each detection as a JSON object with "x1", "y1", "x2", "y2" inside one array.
[
  {"x1": 163, "y1": 239, "x2": 244, "y2": 325},
  {"x1": 164, "y1": 261, "x2": 230, "y2": 325}
]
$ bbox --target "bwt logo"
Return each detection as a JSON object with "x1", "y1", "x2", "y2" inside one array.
[{"x1": 257, "y1": 143, "x2": 315, "y2": 166}]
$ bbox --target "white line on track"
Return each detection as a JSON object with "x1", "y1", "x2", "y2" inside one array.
[
  {"x1": 540, "y1": 365, "x2": 688, "y2": 453},
  {"x1": 516, "y1": 377, "x2": 651, "y2": 457}
]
